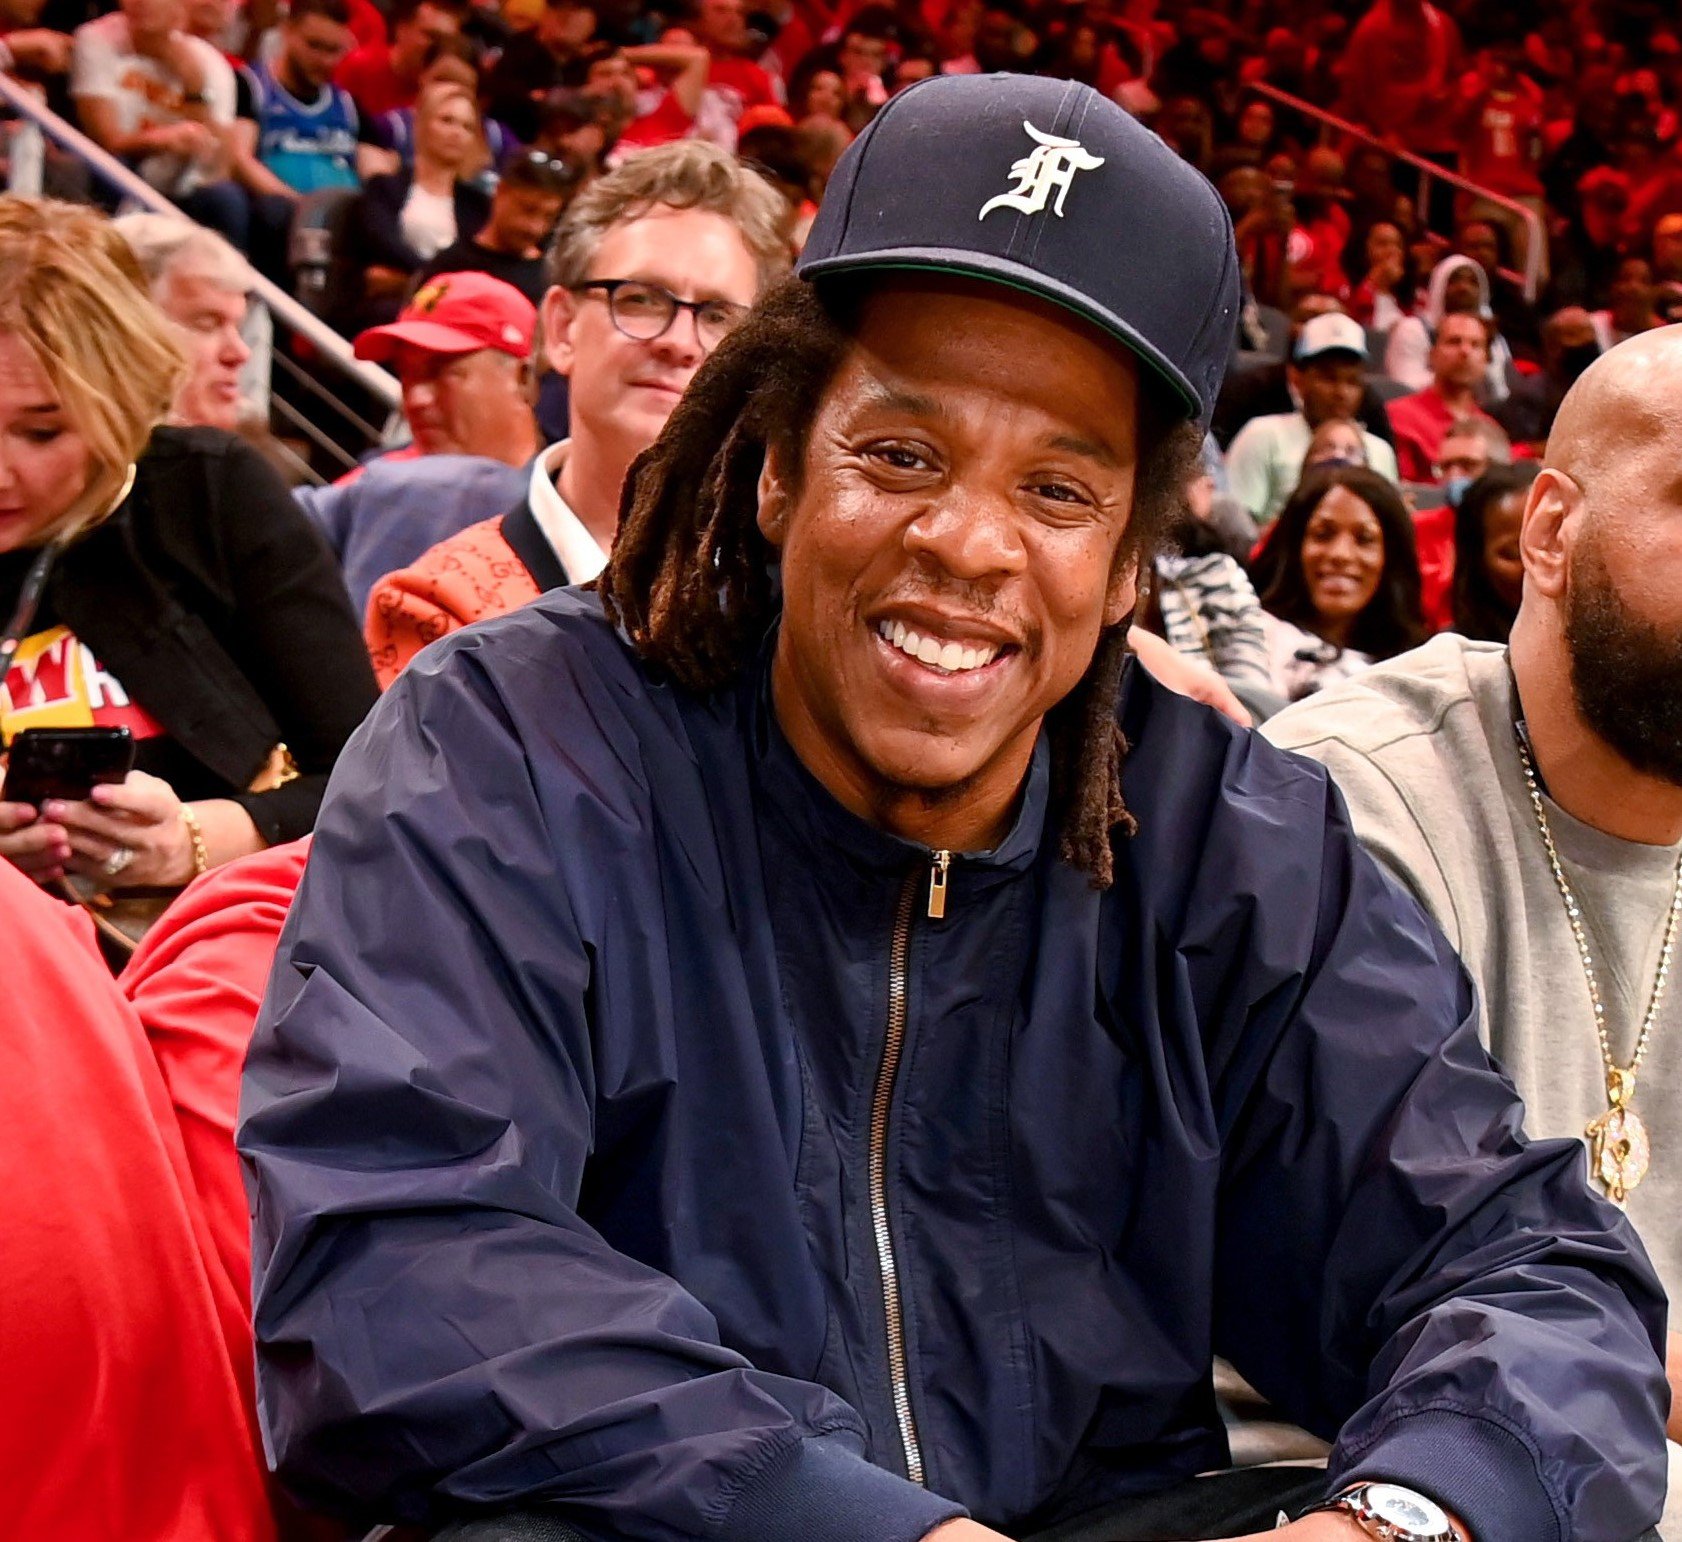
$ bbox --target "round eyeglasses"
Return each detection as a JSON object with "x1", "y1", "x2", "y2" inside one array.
[{"x1": 572, "y1": 279, "x2": 749, "y2": 352}]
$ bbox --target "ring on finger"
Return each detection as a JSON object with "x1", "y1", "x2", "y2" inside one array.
[{"x1": 102, "y1": 844, "x2": 136, "y2": 879}]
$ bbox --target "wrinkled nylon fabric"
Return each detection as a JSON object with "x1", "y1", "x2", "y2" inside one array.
[{"x1": 242, "y1": 588, "x2": 1669, "y2": 1542}]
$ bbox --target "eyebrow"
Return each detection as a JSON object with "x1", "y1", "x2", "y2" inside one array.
[
  {"x1": 1047, "y1": 432, "x2": 1123, "y2": 469},
  {"x1": 854, "y1": 382, "x2": 1126, "y2": 466},
  {"x1": 852, "y1": 380, "x2": 944, "y2": 419},
  {"x1": 18, "y1": 402, "x2": 62, "y2": 414}
]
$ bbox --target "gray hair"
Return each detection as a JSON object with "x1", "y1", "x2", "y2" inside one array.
[
  {"x1": 112, "y1": 213, "x2": 254, "y2": 297},
  {"x1": 1443, "y1": 416, "x2": 1512, "y2": 464},
  {"x1": 545, "y1": 140, "x2": 790, "y2": 295}
]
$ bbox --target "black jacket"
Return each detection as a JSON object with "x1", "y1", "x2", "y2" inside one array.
[
  {"x1": 340, "y1": 170, "x2": 492, "y2": 331},
  {"x1": 1, "y1": 427, "x2": 377, "y2": 844},
  {"x1": 349, "y1": 169, "x2": 491, "y2": 273},
  {"x1": 244, "y1": 590, "x2": 1669, "y2": 1542}
]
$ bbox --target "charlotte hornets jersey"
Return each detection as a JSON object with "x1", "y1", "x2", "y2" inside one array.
[{"x1": 249, "y1": 62, "x2": 360, "y2": 194}]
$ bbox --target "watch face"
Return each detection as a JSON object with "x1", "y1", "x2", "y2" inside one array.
[{"x1": 1365, "y1": 1483, "x2": 1450, "y2": 1536}]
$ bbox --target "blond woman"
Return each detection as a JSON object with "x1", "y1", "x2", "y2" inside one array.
[{"x1": 0, "y1": 197, "x2": 375, "y2": 908}]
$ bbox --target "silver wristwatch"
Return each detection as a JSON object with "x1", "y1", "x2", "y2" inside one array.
[{"x1": 1316, "y1": 1482, "x2": 1458, "y2": 1541}]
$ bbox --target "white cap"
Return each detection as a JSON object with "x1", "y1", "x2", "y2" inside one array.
[{"x1": 1294, "y1": 311, "x2": 1368, "y2": 363}]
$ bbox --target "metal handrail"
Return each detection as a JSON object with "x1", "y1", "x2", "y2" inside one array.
[
  {"x1": 0, "y1": 72, "x2": 400, "y2": 409},
  {"x1": 1245, "y1": 80, "x2": 1545, "y2": 303}
]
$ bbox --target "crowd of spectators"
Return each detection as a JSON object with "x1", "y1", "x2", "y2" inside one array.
[{"x1": 3, "y1": 0, "x2": 1682, "y2": 1535}]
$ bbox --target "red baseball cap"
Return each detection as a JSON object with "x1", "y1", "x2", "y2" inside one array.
[{"x1": 354, "y1": 272, "x2": 537, "y2": 364}]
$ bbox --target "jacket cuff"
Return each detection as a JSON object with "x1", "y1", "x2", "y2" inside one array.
[
  {"x1": 719, "y1": 1434, "x2": 966, "y2": 1542},
  {"x1": 1332, "y1": 1406, "x2": 1564, "y2": 1542}
]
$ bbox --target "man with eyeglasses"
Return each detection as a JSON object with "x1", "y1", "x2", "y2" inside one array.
[{"x1": 365, "y1": 137, "x2": 788, "y2": 686}]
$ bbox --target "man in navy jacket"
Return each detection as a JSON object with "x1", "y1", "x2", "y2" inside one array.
[{"x1": 241, "y1": 76, "x2": 1670, "y2": 1542}]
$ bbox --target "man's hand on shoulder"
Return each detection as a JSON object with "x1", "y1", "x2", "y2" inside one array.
[{"x1": 1128, "y1": 626, "x2": 1253, "y2": 727}]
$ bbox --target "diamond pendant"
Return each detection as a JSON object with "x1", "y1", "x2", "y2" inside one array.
[{"x1": 1586, "y1": 1070, "x2": 1651, "y2": 1205}]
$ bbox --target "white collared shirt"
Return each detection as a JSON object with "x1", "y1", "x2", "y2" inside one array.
[{"x1": 526, "y1": 441, "x2": 610, "y2": 585}]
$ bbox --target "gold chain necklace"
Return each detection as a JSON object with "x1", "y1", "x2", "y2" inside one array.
[{"x1": 1514, "y1": 726, "x2": 1682, "y2": 1205}]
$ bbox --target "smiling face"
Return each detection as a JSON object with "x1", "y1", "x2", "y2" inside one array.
[
  {"x1": 1299, "y1": 482, "x2": 1385, "y2": 640},
  {"x1": 0, "y1": 333, "x2": 93, "y2": 556},
  {"x1": 1482, "y1": 489, "x2": 1525, "y2": 609},
  {"x1": 760, "y1": 279, "x2": 1143, "y2": 848},
  {"x1": 542, "y1": 204, "x2": 760, "y2": 479}
]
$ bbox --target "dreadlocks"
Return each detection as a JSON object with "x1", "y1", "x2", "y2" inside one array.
[{"x1": 598, "y1": 275, "x2": 1204, "y2": 888}]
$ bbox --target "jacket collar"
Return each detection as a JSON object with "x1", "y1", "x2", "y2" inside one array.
[{"x1": 747, "y1": 624, "x2": 1049, "y2": 882}]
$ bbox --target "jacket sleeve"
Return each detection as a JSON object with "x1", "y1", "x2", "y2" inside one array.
[
  {"x1": 350, "y1": 173, "x2": 423, "y2": 272},
  {"x1": 291, "y1": 480, "x2": 352, "y2": 564},
  {"x1": 238, "y1": 642, "x2": 966, "y2": 1542},
  {"x1": 362, "y1": 564, "x2": 469, "y2": 688},
  {"x1": 1203, "y1": 763, "x2": 1668, "y2": 1542},
  {"x1": 211, "y1": 439, "x2": 379, "y2": 843}
]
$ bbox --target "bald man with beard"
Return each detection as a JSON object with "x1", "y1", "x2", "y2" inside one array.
[{"x1": 1267, "y1": 325, "x2": 1682, "y2": 1529}]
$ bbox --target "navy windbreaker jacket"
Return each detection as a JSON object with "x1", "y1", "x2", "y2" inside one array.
[{"x1": 241, "y1": 589, "x2": 1669, "y2": 1542}]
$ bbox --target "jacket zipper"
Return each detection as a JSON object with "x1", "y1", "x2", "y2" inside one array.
[{"x1": 869, "y1": 849, "x2": 950, "y2": 1486}]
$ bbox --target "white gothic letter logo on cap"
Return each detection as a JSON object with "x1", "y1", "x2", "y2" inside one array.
[{"x1": 979, "y1": 120, "x2": 1106, "y2": 221}]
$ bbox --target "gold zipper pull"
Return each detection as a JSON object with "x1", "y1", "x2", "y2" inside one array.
[{"x1": 927, "y1": 850, "x2": 951, "y2": 920}]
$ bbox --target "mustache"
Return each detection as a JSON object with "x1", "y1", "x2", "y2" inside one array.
[{"x1": 870, "y1": 582, "x2": 1041, "y2": 657}]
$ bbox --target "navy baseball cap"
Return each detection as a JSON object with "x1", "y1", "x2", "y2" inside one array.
[{"x1": 798, "y1": 74, "x2": 1239, "y2": 427}]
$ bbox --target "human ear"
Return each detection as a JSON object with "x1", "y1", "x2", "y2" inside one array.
[
  {"x1": 755, "y1": 447, "x2": 792, "y2": 548},
  {"x1": 1519, "y1": 468, "x2": 1577, "y2": 601},
  {"x1": 539, "y1": 284, "x2": 578, "y2": 378},
  {"x1": 1102, "y1": 551, "x2": 1140, "y2": 628}
]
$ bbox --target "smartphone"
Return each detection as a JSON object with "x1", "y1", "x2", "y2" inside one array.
[{"x1": 2, "y1": 726, "x2": 135, "y2": 807}]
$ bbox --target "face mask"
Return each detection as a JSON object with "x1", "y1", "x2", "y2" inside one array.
[{"x1": 1443, "y1": 475, "x2": 1473, "y2": 507}]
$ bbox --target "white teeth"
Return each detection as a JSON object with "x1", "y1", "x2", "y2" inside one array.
[{"x1": 875, "y1": 619, "x2": 1001, "y2": 674}]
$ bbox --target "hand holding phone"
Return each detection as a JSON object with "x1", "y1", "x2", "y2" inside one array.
[{"x1": 1, "y1": 726, "x2": 135, "y2": 808}]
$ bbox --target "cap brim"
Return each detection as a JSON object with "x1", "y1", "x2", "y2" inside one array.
[
  {"x1": 798, "y1": 248, "x2": 1205, "y2": 423},
  {"x1": 353, "y1": 318, "x2": 489, "y2": 363},
  {"x1": 1295, "y1": 346, "x2": 1367, "y2": 364}
]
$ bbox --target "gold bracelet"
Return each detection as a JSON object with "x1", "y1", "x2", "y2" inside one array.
[{"x1": 179, "y1": 802, "x2": 209, "y2": 880}]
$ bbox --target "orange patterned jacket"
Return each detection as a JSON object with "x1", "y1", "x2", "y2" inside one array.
[{"x1": 364, "y1": 501, "x2": 569, "y2": 688}]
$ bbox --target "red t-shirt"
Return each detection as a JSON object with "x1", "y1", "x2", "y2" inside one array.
[
  {"x1": 1342, "y1": 0, "x2": 1461, "y2": 153},
  {"x1": 345, "y1": 0, "x2": 386, "y2": 50},
  {"x1": 1411, "y1": 501, "x2": 1457, "y2": 633},
  {"x1": 616, "y1": 86, "x2": 695, "y2": 151},
  {"x1": 704, "y1": 54, "x2": 777, "y2": 128},
  {"x1": 1, "y1": 623, "x2": 166, "y2": 743},
  {"x1": 121, "y1": 839, "x2": 312, "y2": 1315},
  {"x1": 0, "y1": 858, "x2": 277, "y2": 1540},
  {"x1": 1461, "y1": 84, "x2": 1544, "y2": 196},
  {"x1": 334, "y1": 43, "x2": 414, "y2": 117},
  {"x1": 1386, "y1": 385, "x2": 1493, "y2": 482}
]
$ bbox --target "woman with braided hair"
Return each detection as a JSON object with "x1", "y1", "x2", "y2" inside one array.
[{"x1": 246, "y1": 73, "x2": 1668, "y2": 1542}]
